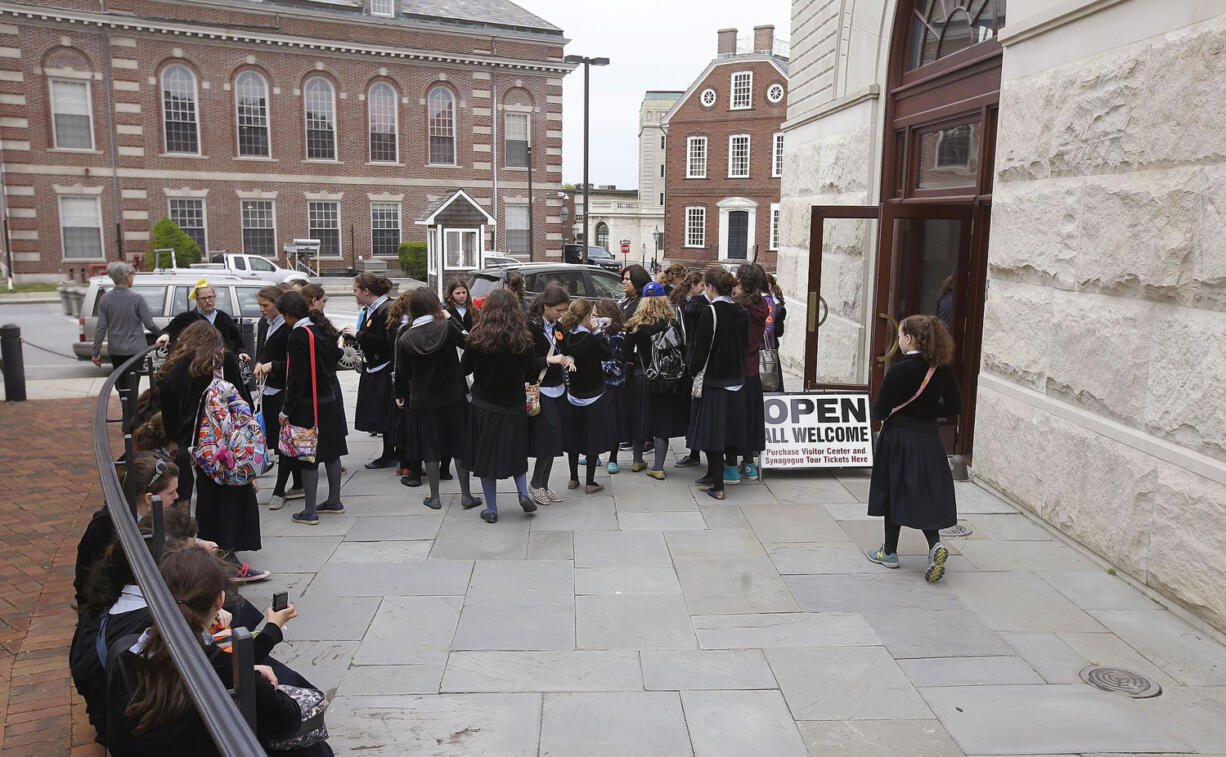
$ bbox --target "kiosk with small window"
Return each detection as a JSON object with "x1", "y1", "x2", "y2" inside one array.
[{"x1": 415, "y1": 189, "x2": 495, "y2": 297}]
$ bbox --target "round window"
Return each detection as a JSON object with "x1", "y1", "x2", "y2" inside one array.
[
  {"x1": 700, "y1": 88, "x2": 716, "y2": 107},
  {"x1": 766, "y1": 83, "x2": 785, "y2": 104}
]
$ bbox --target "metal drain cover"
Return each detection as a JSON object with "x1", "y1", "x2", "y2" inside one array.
[
  {"x1": 941, "y1": 523, "x2": 974, "y2": 537},
  {"x1": 1079, "y1": 666, "x2": 1162, "y2": 698}
]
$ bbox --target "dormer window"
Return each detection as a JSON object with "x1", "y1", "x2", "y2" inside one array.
[{"x1": 370, "y1": 0, "x2": 394, "y2": 17}]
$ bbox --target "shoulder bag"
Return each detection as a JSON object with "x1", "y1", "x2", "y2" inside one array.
[
  {"x1": 691, "y1": 304, "x2": 717, "y2": 399},
  {"x1": 278, "y1": 327, "x2": 319, "y2": 463},
  {"x1": 525, "y1": 339, "x2": 554, "y2": 417},
  {"x1": 264, "y1": 684, "x2": 329, "y2": 751},
  {"x1": 759, "y1": 302, "x2": 781, "y2": 392},
  {"x1": 884, "y1": 365, "x2": 936, "y2": 421}
]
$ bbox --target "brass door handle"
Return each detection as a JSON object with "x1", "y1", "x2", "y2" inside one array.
[
  {"x1": 807, "y1": 293, "x2": 829, "y2": 332},
  {"x1": 876, "y1": 312, "x2": 899, "y2": 364}
]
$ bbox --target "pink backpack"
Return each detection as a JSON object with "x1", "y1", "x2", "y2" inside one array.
[{"x1": 192, "y1": 372, "x2": 270, "y2": 486}]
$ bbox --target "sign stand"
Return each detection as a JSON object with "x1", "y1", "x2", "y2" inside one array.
[{"x1": 759, "y1": 391, "x2": 874, "y2": 473}]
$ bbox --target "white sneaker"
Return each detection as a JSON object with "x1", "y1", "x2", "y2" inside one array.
[
  {"x1": 285, "y1": 488, "x2": 305, "y2": 500},
  {"x1": 268, "y1": 495, "x2": 287, "y2": 511}
]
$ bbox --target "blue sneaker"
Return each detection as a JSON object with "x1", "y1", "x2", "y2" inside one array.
[
  {"x1": 925, "y1": 542, "x2": 950, "y2": 583},
  {"x1": 579, "y1": 455, "x2": 603, "y2": 466},
  {"x1": 291, "y1": 510, "x2": 319, "y2": 526},
  {"x1": 607, "y1": 462, "x2": 620, "y2": 474},
  {"x1": 866, "y1": 546, "x2": 900, "y2": 568},
  {"x1": 739, "y1": 463, "x2": 759, "y2": 479},
  {"x1": 317, "y1": 501, "x2": 345, "y2": 514},
  {"x1": 723, "y1": 465, "x2": 741, "y2": 485}
]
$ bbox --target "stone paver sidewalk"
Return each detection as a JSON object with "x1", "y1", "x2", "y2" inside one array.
[{"x1": 241, "y1": 378, "x2": 1226, "y2": 756}]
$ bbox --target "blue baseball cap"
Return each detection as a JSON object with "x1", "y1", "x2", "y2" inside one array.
[{"x1": 642, "y1": 281, "x2": 666, "y2": 297}]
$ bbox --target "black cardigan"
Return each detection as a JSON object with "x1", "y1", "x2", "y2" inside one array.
[
  {"x1": 156, "y1": 351, "x2": 252, "y2": 448},
  {"x1": 559, "y1": 329, "x2": 611, "y2": 400},
  {"x1": 395, "y1": 317, "x2": 467, "y2": 410},
  {"x1": 686, "y1": 299, "x2": 748, "y2": 389},
  {"x1": 445, "y1": 303, "x2": 475, "y2": 333},
  {"x1": 282, "y1": 324, "x2": 339, "y2": 425},
  {"x1": 461, "y1": 344, "x2": 537, "y2": 411},
  {"x1": 165, "y1": 309, "x2": 245, "y2": 357},
  {"x1": 255, "y1": 318, "x2": 290, "y2": 391},
  {"x1": 681, "y1": 297, "x2": 706, "y2": 359},
  {"x1": 529, "y1": 317, "x2": 566, "y2": 388},
  {"x1": 355, "y1": 298, "x2": 394, "y2": 369},
  {"x1": 873, "y1": 353, "x2": 962, "y2": 423}
]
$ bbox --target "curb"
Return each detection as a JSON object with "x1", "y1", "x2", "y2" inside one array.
[{"x1": 0, "y1": 295, "x2": 61, "y2": 304}]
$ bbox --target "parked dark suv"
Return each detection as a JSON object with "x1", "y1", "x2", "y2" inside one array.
[
  {"x1": 562, "y1": 244, "x2": 623, "y2": 272},
  {"x1": 467, "y1": 263, "x2": 624, "y2": 307}
]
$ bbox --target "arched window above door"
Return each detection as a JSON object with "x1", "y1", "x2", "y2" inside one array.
[
  {"x1": 906, "y1": 0, "x2": 1007, "y2": 71},
  {"x1": 594, "y1": 222, "x2": 609, "y2": 250}
]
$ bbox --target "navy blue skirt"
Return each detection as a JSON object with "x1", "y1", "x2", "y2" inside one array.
[
  {"x1": 739, "y1": 373, "x2": 766, "y2": 454},
  {"x1": 469, "y1": 399, "x2": 529, "y2": 479},
  {"x1": 355, "y1": 369, "x2": 394, "y2": 434},
  {"x1": 605, "y1": 379, "x2": 633, "y2": 444},
  {"x1": 564, "y1": 393, "x2": 620, "y2": 456},
  {"x1": 632, "y1": 371, "x2": 690, "y2": 440},
  {"x1": 868, "y1": 416, "x2": 956, "y2": 530},
  {"x1": 195, "y1": 475, "x2": 261, "y2": 553},
  {"x1": 527, "y1": 390, "x2": 568, "y2": 459},
  {"x1": 403, "y1": 398, "x2": 470, "y2": 463},
  {"x1": 686, "y1": 385, "x2": 749, "y2": 452}
]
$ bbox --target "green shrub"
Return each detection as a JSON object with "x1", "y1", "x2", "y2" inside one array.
[
  {"x1": 398, "y1": 241, "x2": 427, "y2": 280},
  {"x1": 147, "y1": 217, "x2": 201, "y2": 269}
]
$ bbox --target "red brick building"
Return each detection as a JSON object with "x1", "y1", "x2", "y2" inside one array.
[
  {"x1": 663, "y1": 25, "x2": 787, "y2": 269},
  {"x1": 0, "y1": 0, "x2": 571, "y2": 280}
]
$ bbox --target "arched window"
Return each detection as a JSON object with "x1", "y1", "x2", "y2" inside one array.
[
  {"x1": 427, "y1": 86, "x2": 455, "y2": 165},
  {"x1": 304, "y1": 77, "x2": 336, "y2": 160},
  {"x1": 906, "y1": 0, "x2": 1007, "y2": 71},
  {"x1": 595, "y1": 223, "x2": 609, "y2": 250},
  {"x1": 161, "y1": 64, "x2": 199, "y2": 154},
  {"x1": 368, "y1": 82, "x2": 398, "y2": 163},
  {"x1": 235, "y1": 71, "x2": 269, "y2": 157}
]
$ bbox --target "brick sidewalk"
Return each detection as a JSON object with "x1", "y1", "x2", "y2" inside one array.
[{"x1": 0, "y1": 397, "x2": 110, "y2": 757}]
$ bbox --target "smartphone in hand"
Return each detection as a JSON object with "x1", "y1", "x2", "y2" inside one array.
[{"x1": 272, "y1": 591, "x2": 288, "y2": 612}]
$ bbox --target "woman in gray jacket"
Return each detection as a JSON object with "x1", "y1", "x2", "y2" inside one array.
[{"x1": 92, "y1": 261, "x2": 161, "y2": 397}]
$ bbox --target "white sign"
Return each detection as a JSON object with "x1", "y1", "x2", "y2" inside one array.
[{"x1": 762, "y1": 393, "x2": 873, "y2": 469}]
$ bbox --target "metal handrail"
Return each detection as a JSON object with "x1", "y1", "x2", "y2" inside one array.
[{"x1": 93, "y1": 345, "x2": 264, "y2": 755}]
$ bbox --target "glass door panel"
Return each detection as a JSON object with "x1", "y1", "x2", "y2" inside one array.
[{"x1": 804, "y1": 207, "x2": 879, "y2": 391}]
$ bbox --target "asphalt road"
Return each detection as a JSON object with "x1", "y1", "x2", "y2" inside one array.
[{"x1": 0, "y1": 301, "x2": 102, "y2": 380}]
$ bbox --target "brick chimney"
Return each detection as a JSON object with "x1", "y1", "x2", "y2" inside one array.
[
  {"x1": 754, "y1": 25, "x2": 775, "y2": 54},
  {"x1": 717, "y1": 28, "x2": 737, "y2": 57}
]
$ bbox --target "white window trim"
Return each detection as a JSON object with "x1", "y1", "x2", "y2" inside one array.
[
  {"x1": 49, "y1": 78, "x2": 96, "y2": 151},
  {"x1": 442, "y1": 227, "x2": 481, "y2": 270},
  {"x1": 370, "y1": 200, "x2": 402, "y2": 256},
  {"x1": 766, "y1": 82, "x2": 785, "y2": 104},
  {"x1": 769, "y1": 203, "x2": 780, "y2": 250},
  {"x1": 427, "y1": 85, "x2": 457, "y2": 166},
  {"x1": 684, "y1": 206, "x2": 706, "y2": 249},
  {"x1": 161, "y1": 64, "x2": 201, "y2": 156},
  {"x1": 58, "y1": 195, "x2": 104, "y2": 261},
  {"x1": 730, "y1": 71, "x2": 753, "y2": 111},
  {"x1": 686, "y1": 136, "x2": 707, "y2": 179},
  {"x1": 167, "y1": 197, "x2": 208, "y2": 253},
  {"x1": 772, "y1": 133, "x2": 784, "y2": 178},
  {"x1": 234, "y1": 71, "x2": 271, "y2": 159},
  {"x1": 303, "y1": 77, "x2": 338, "y2": 161},
  {"x1": 504, "y1": 109, "x2": 531, "y2": 169},
  {"x1": 728, "y1": 134, "x2": 751, "y2": 179},
  {"x1": 370, "y1": 0, "x2": 394, "y2": 17},
  {"x1": 368, "y1": 82, "x2": 399, "y2": 164},
  {"x1": 240, "y1": 199, "x2": 278, "y2": 257},
  {"x1": 308, "y1": 200, "x2": 343, "y2": 259}
]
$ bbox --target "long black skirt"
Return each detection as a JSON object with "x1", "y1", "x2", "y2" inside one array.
[
  {"x1": 195, "y1": 475, "x2": 261, "y2": 553},
  {"x1": 687, "y1": 386, "x2": 749, "y2": 452},
  {"x1": 564, "y1": 393, "x2": 620, "y2": 457},
  {"x1": 868, "y1": 416, "x2": 956, "y2": 530},
  {"x1": 260, "y1": 391, "x2": 285, "y2": 452},
  {"x1": 527, "y1": 390, "x2": 567, "y2": 459},
  {"x1": 354, "y1": 370, "x2": 394, "y2": 434},
  {"x1": 605, "y1": 380, "x2": 633, "y2": 446},
  {"x1": 633, "y1": 372, "x2": 690, "y2": 440},
  {"x1": 404, "y1": 398, "x2": 470, "y2": 463},
  {"x1": 738, "y1": 373, "x2": 766, "y2": 454},
  {"x1": 468, "y1": 399, "x2": 529, "y2": 479},
  {"x1": 284, "y1": 398, "x2": 349, "y2": 467},
  {"x1": 331, "y1": 373, "x2": 348, "y2": 432}
]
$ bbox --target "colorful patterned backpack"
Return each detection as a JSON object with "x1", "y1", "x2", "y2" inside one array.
[{"x1": 192, "y1": 371, "x2": 270, "y2": 486}]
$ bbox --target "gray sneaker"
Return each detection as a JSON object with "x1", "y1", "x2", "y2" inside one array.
[
  {"x1": 268, "y1": 494, "x2": 287, "y2": 511},
  {"x1": 925, "y1": 542, "x2": 950, "y2": 583}
]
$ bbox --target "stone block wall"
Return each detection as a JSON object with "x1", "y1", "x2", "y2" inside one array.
[{"x1": 977, "y1": 10, "x2": 1226, "y2": 630}]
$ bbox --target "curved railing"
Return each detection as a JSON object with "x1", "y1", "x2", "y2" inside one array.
[{"x1": 93, "y1": 346, "x2": 263, "y2": 755}]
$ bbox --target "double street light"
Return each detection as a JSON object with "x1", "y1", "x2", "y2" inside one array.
[{"x1": 563, "y1": 54, "x2": 609, "y2": 265}]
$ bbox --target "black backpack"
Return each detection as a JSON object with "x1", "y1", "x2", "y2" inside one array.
[{"x1": 642, "y1": 319, "x2": 686, "y2": 394}]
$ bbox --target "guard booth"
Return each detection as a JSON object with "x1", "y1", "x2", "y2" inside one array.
[
  {"x1": 283, "y1": 238, "x2": 320, "y2": 277},
  {"x1": 415, "y1": 189, "x2": 495, "y2": 297}
]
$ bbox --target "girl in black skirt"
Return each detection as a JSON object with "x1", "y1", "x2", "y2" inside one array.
[
  {"x1": 253, "y1": 285, "x2": 303, "y2": 510},
  {"x1": 156, "y1": 320, "x2": 268, "y2": 581},
  {"x1": 526, "y1": 285, "x2": 572, "y2": 506},
  {"x1": 593, "y1": 298, "x2": 628, "y2": 474},
  {"x1": 343, "y1": 273, "x2": 398, "y2": 469},
  {"x1": 463, "y1": 289, "x2": 569, "y2": 523},
  {"x1": 559, "y1": 299, "x2": 615, "y2": 494},
  {"x1": 685, "y1": 267, "x2": 749, "y2": 500},
  {"x1": 276, "y1": 292, "x2": 348, "y2": 526},
  {"x1": 394, "y1": 286, "x2": 482, "y2": 511},
  {"x1": 671, "y1": 271, "x2": 706, "y2": 468},
  {"x1": 301, "y1": 283, "x2": 349, "y2": 434},
  {"x1": 444, "y1": 278, "x2": 475, "y2": 333},
  {"x1": 730, "y1": 263, "x2": 770, "y2": 483},
  {"x1": 867, "y1": 314, "x2": 962, "y2": 583},
  {"x1": 387, "y1": 291, "x2": 425, "y2": 486},
  {"x1": 626, "y1": 282, "x2": 691, "y2": 480}
]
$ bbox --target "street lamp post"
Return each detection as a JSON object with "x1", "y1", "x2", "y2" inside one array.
[{"x1": 563, "y1": 54, "x2": 609, "y2": 265}]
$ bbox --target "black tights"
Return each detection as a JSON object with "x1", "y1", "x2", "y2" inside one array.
[
  {"x1": 531, "y1": 456, "x2": 555, "y2": 490},
  {"x1": 568, "y1": 452, "x2": 599, "y2": 486},
  {"x1": 883, "y1": 518, "x2": 940, "y2": 554},
  {"x1": 703, "y1": 450, "x2": 729, "y2": 492},
  {"x1": 272, "y1": 454, "x2": 303, "y2": 497}
]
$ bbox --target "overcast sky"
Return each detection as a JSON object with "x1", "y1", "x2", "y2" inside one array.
[{"x1": 516, "y1": 0, "x2": 792, "y2": 189}]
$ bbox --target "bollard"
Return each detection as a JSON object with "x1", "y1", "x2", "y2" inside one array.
[{"x1": 0, "y1": 324, "x2": 26, "y2": 402}]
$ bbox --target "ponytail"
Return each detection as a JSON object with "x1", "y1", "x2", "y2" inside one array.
[
  {"x1": 559, "y1": 298, "x2": 591, "y2": 332},
  {"x1": 900, "y1": 314, "x2": 954, "y2": 366}
]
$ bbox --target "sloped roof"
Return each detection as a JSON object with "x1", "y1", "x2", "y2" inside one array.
[
  {"x1": 661, "y1": 53, "x2": 789, "y2": 125},
  {"x1": 415, "y1": 189, "x2": 495, "y2": 225},
  {"x1": 400, "y1": 0, "x2": 562, "y2": 35}
]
